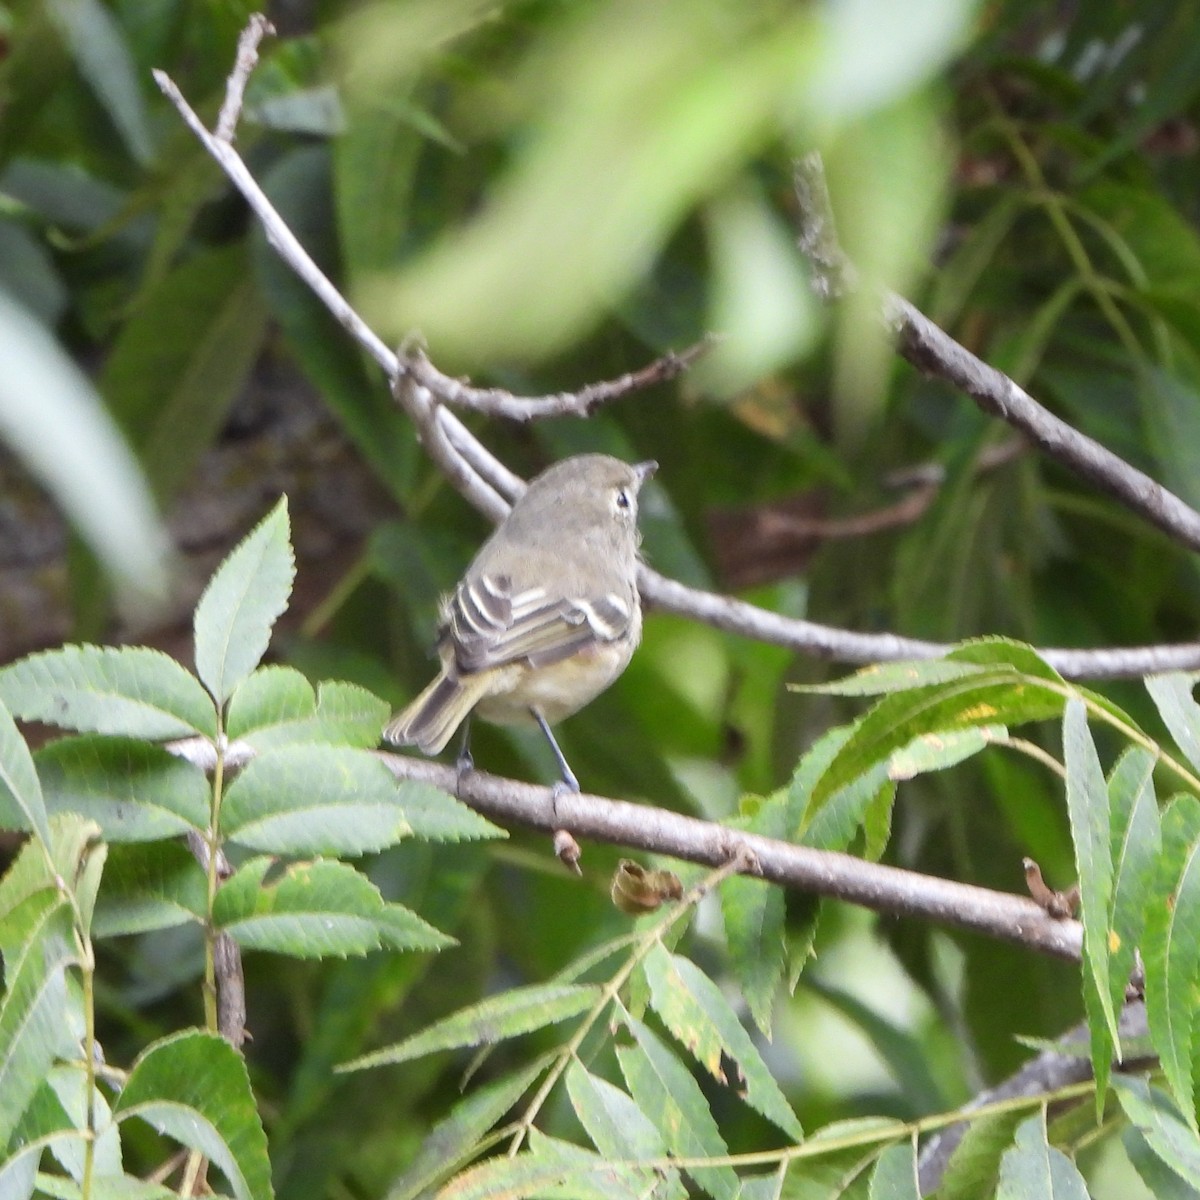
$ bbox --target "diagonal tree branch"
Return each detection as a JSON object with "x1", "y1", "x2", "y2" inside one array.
[
  {"x1": 165, "y1": 733, "x2": 1083, "y2": 964},
  {"x1": 793, "y1": 150, "x2": 1200, "y2": 555}
]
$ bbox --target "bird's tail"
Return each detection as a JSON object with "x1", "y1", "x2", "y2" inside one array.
[{"x1": 383, "y1": 670, "x2": 492, "y2": 754}]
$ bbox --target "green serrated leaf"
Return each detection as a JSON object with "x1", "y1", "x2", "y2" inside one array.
[
  {"x1": 343, "y1": 981, "x2": 597, "y2": 1073},
  {"x1": 722, "y1": 795, "x2": 787, "y2": 1036},
  {"x1": 38, "y1": 1062, "x2": 122, "y2": 1180},
  {"x1": 945, "y1": 638, "x2": 1066, "y2": 680},
  {"x1": 193, "y1": 497, "x2": 295, "y2": 706},
  {"x1": 996, "y1": 1112, "x2": 1088, "y2": 1200},
  {"x1": 1115, "y1": 1076, "x2": 1200, "y2": 1190},
  {"x1": 221, "y1": 744, "x2": 412, "y2": 856},
  {"x1": 385, "y1": 1062, "x2": 545, "y2": 1200},
  {"x1": 93, "y1": 841, "x2": 206, "y2": 938},
  {"x1": 36, "y1": 736, "x2": 209, "y2": 841},
  {"x1": 869, "y1": 1141, "x2": 920, "y2": 1200},
  {"x1": 804, "y1": 766, "x2": 893, "y2": 851},
  {"x1": 225, "y1": 666, "x2": 315, "y2": 738},
  {"x1": 565, "y1": 1061, "x2": 680, "y2": 1170},
  {"x1": 644, "y1": 944, "x2": 802, "y2": 1139},
  {"x1": 437, "y1": 1146, "x2": 641, "y2": 1200},
  {"x1": 214, "y1": 856, "x2": 450, "y2": 960},
  {"x1": 1124, "y1": 1124, "x2": 1200, "y2": 1200},
  {"x1": 793, "y1": 659, "x2": 986, "y2": 697},
  {"x1": 228, "y1": 668, "x2": 390, "y2": 750},
  {"x1": 1144, "y1": 795, "x2": 1200, "y2": 1126},
  {"x1": 0, "y1": 904, "x2": 75, "y2": 1148},
  {"x1": 934, "y1": 1108, "x2": 1026, "y2": 1200},
  {"x1": 113, "y1": 1030, "x2": 272, "y2": 1200},
  {"x1": 0, "y1": 645, "x2": 216, "y2": 740},
  {"x1": 528, "y1": 1131, "x2": 655, "y2": 1199},
  {"x1": 1063, "y1": 700, "x2": 1117, "y2": 1044},
  {"x1": 1100, "y1": 748, "x2": 1161, "y2": 1097},
  {"x1": 887, "y1": 725, "x2": 1003, "y2": 781},
  {"x1": 7, "y1": 1075, "x2": 73, "y2": 1188},
  {"x1": 0, "y1": 816, "x2": 98, "y2": 962},
  {"x1": 617, "y1": 1016, "x2": 738, "y2": 1200},
  {"x1": 1147, "y1": 673, "x2": 1200, "y2": 775},
  {"x1": 0, "y1": 842, "x2": 62, "y2": 963},
  {"x1": 392, "y1": 780, "x2": 504, "y2": 843},
  {"x1": 0, "y1": 697, "x2": 50, "y2": 847}
]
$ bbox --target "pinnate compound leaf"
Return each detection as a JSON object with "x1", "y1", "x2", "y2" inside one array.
[
  {"x1": 193, "y1": 497, "x2": 294, "y2": 706},
  {"x1": 227, "y1": 667, "x2": 389, "y2": 749},
  {"x1": 1144, "y1": 795, "x2": 1200, "y2": 1127},
  {"x1": 1115, "y1": 1075, "x2": 1200, "y2": 1190},
  {"x1": 617, "y1": 1016, "x2": 739, "y2": 1200},
  {"x1": 0, "y1": 904, "x2": 74, "y2": 1148},
  {"x1": 0, "y1": 697, "x2": 51, "y2": 846},
  {"x1": 996, "y1": 1113, "x2": 1088, "y2": 1200},
  {"x1": 386, "y1": 1062, "x2": 545, "y2": 1200},
  {"x1": 1062, "y1": 700, "x2": 1117, "y2": 1042},
  {"x1": 113, "y1": 1030, "x2": 271, "y2": 1200},
  {"x1": 214, "y1": 856, "x2": 450, "y2": 959},
  {"x1": 36, "y1": 736, "x2": 209, "y2": 840},
  {"x1": 644, "y1": 944, "x2": 802, "y2": 1139},
  {"x1": 0, "y1": 645, "x2": 216, "y2": 739},
  {"x1": 1147, "y1": 673, "x2": 1200, "y2": 775},
  {"x1": 221, "y1": 744, "x2": 411, "y2": 856},
  {"x1": 342, "y1": 982, "x2": 598, "y2": 1072}
]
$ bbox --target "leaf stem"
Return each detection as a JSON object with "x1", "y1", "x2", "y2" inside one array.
[
  {"x1": 79, "y1": 931, "x2": 97, "y2": 1200},
  {"x1": 203, "y1": 729, "x2": 227, "y2": 1034}
]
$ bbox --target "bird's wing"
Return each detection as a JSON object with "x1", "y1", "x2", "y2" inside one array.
[{"x1": 442, "y1": 570, "x2": 633, "y2": 674}]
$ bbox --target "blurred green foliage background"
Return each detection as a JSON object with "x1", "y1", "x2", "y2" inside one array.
[{"x1": 4, "y1": 0, "x2": 1200, "y2": 1194}]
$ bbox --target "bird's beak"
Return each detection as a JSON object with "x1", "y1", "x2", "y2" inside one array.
[{"x1": 634, "y1": 460, "x2": 658, "y2": 489}]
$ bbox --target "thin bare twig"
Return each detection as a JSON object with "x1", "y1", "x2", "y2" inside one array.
[
  {"x1": 793, "y1": 151, "x2": 1200, "y2": 555},
  {"x1": 398, "y1": 336, "x2": 716, "y2": 422},
  {"x1": 216, "y1": 13, "x2": 274, "y2": 142}
]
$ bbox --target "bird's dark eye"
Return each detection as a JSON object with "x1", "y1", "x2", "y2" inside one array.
[{"x1": 615, "y1": 488, "x2": 631, "y2": 510}]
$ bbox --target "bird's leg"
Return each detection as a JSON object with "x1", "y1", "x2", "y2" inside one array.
[
  {"x1": 531, "y1": 709, "x2": 580, "y2": 800},
  {"x1": 455, "y1": 717, "x2": 474, "y2": 789},
  {"x1": 531, "y1": 708, "x2": 583, "y2": 874}
]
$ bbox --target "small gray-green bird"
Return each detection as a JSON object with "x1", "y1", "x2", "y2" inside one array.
[{"x1": 384, "y1": 453, "x2": 657, "y2": 790}]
